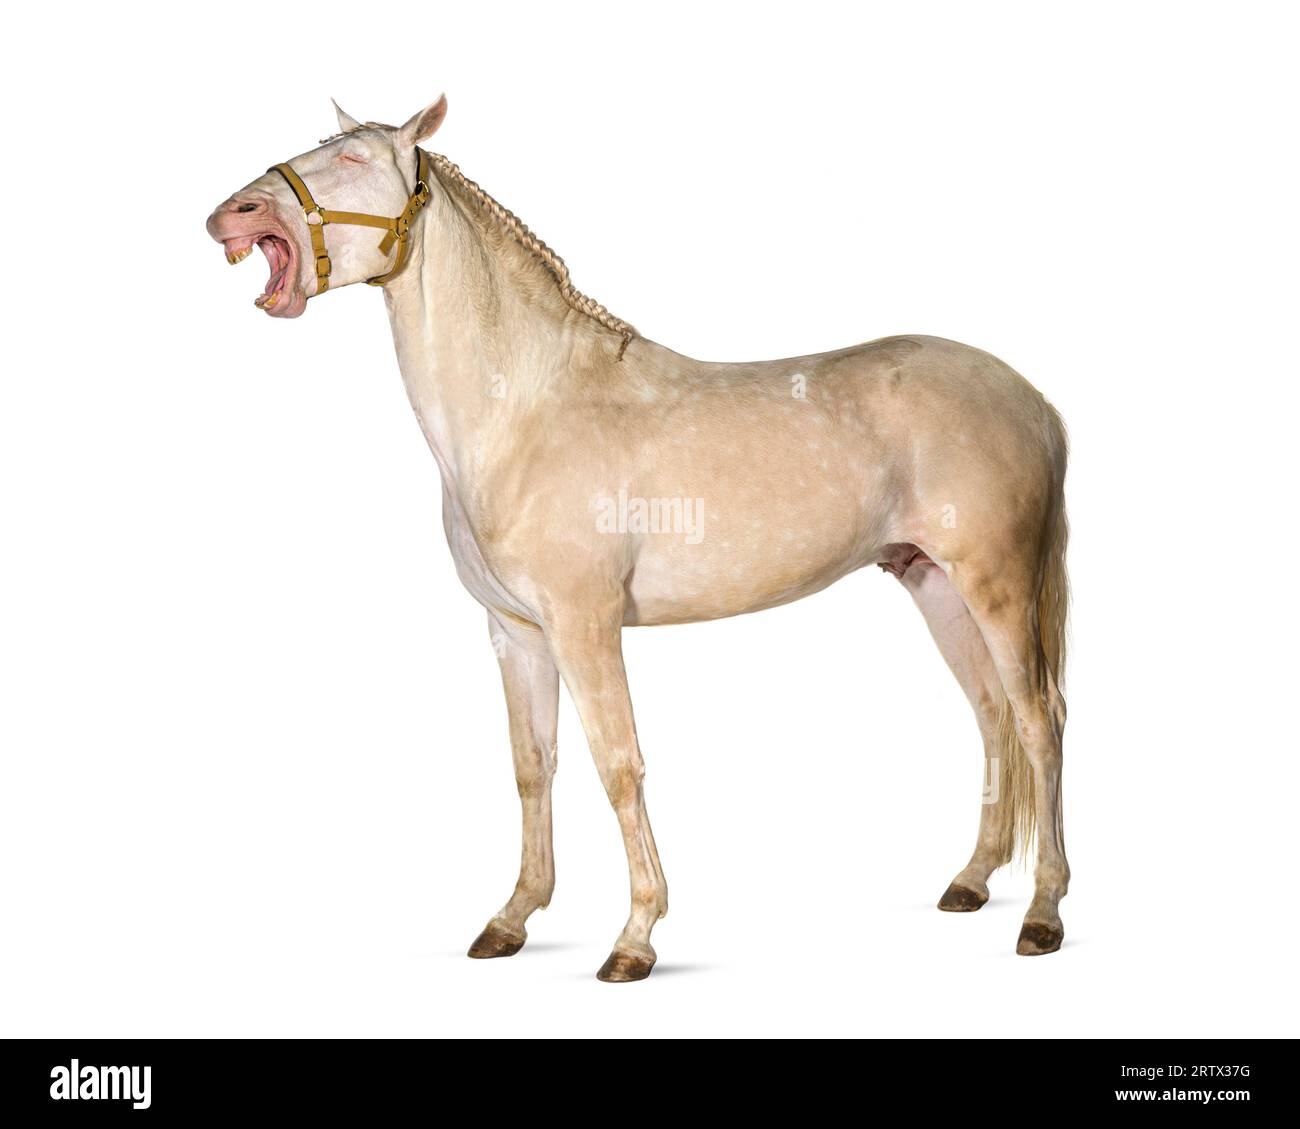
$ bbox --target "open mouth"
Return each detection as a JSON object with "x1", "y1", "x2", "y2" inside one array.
[{"x1": 222, "y1": 232, "x2": 299, "y2": 312}]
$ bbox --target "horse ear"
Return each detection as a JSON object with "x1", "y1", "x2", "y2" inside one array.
[
  {"x1": 397, "y1": 95, "x2": 448, "y2": 148},
  {"x1": 332, "y1": 98, "x2": 363, "y2": 134}
]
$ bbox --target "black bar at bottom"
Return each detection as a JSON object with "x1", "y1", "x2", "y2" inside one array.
[{"x1": 0, "y1": 1037, "x2": 1290, "y2": 1115}]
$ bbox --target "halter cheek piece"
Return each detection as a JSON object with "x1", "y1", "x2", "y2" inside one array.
[{"x1": 268, "y1": 148, "x2": 433, "y2": 296}]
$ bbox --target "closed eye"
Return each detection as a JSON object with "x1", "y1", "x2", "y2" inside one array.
[{"x1": 339, "y1": 152, "x2": 369, "y2": 165}]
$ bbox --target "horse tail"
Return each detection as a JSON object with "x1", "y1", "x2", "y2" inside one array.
[{"x1": 995, "y1": 402, "x2": 1069, "y2": 866}]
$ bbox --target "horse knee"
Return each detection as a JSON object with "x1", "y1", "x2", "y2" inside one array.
[
  {"x1": 598, "y1": 757, "x2": 644, "y2": 811},
  {"x1": 514, "y1": 741, "x2": 557, "y2": 799}
]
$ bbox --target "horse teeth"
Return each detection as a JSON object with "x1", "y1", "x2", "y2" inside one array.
[
  {"x1": 264, "y1": 292, "x2": 279, "y2": 309},
  {"x1": 226, "y1": 247, "x2": 252, "y2": 265}
]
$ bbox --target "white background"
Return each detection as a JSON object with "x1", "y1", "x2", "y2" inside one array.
[{"x1": 2, "y1": 2, "x2": 1296, "y2": 1038}]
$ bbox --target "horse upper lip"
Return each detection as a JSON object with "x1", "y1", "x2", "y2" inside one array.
[{"x1": 222, "y1": 238, "x2": 257, "y2": 264}]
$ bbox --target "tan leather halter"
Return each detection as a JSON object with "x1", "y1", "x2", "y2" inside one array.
[{"x1": 268, "y1": 148, "x2": 433, "y2": 296}]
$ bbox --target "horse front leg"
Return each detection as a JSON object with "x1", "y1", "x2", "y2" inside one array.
[
  {"x1": 547, "y1": 605, "x2": 668, "y2": 982},
  {"x1": 467, "y1": 611, "x2": 559, "y2": 960}
]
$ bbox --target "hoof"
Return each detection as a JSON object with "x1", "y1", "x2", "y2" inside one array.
[
  {"x1": 938, "y1": 883, "x2": 988, "y2": 912},
  {"x1": 1016, "y1": 921, "x2": 1064, "y2": 956},
  {"x1": 596, "y1": 948, "x2": 655, "y2": 983},
  {"x1": 467, "y1": 921, "x2": 525, "y2": 959}
]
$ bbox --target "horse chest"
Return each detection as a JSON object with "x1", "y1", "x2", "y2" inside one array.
[{"x1": 439, "y1": 486, "x2": 535, "y2": 622}]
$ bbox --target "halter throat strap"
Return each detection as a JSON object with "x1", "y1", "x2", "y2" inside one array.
[{"x1": 268, "y1": 147, "x2": 433, "y2": 296}]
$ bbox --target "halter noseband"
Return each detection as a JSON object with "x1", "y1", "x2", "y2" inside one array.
[{"x1": 268, "y1": 147, "x2": 433, "y2": 296}]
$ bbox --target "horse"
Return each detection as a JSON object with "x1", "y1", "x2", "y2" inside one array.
[{"x1": 206, "y1": 95, "x2": 1070, "y2": 982}]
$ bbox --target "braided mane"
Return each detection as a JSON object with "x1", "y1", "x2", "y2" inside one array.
[
  {"x1": 320, "y1": 124, "x2": 637, "y2": 357},
  {"x1": 426, "y1": 152, "x2": 636, "y2": 357}
]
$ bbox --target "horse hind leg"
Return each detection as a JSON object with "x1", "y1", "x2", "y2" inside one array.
[
  {"x1": 946, "y1": 544, "x2": 1070, "y2": 957},
  {"x1": 891, "y1": 550, "x2": 1020, "y2": 911}
]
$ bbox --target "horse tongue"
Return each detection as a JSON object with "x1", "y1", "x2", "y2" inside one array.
[{"x1": 263, "y1": 264, "x2": 287, "y2": 296}]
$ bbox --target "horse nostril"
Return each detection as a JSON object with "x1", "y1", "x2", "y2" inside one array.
[{"x1": 236, "y1": 202, "x2": 259, "y2": 213}]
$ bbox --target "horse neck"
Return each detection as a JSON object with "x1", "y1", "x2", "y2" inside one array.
[{"x1": 380, "y1": 173, "x2": 577, "y2": 488}]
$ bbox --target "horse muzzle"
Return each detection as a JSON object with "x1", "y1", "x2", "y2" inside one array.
[{"x1": 206, "y1": 191, "x2": 309, "y2": 318}]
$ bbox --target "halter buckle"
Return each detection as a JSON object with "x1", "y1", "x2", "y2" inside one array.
[{"x1": 305, "y1": 208, "x2": 325, "y2": 226}]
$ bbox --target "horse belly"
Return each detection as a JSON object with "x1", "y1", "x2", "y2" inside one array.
[{"x1": 621, "y1": 474, "x2": 889, "y2": 625}]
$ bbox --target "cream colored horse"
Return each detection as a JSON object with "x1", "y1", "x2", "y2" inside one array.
[{"x1": 207, "y1": 96, "x2": 1070, "y2": 982}]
